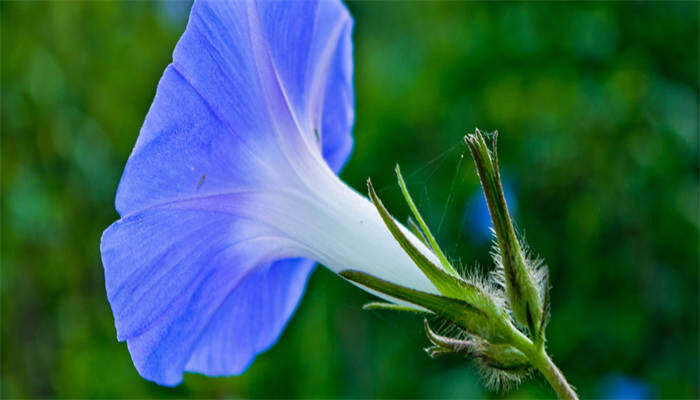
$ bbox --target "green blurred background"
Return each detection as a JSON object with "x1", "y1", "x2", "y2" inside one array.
[{"x1": 2, "y1": 1, "x2": 698, "y2": 398}]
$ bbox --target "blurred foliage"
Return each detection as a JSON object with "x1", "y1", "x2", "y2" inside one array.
[{"x1": 1, "y1": 1, "x2": 698, "y2": 398}]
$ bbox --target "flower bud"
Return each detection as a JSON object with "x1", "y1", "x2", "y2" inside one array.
[{"x1": 465, "y1": 130, "x2": 547, "y2": 341}]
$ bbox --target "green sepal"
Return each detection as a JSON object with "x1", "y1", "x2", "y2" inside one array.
[
  {"x1": 424, "y1": 319, "x2": 530, "y2": 377},
  {"x1": 395, "y1": 165, "x2": 458, "y2": 276},
  {"x1": 478, "y1": 343, "x2": 531, "y2": 372},
  {"x1": 340, "y1": 270, "x2": 497, "y2": 340},
  {"x1": 362, "y1": 302, "x2": 430, "y2": 314},
  {"x1": 424, "y1": 346, "x2": 455, "y2": 358},
  {"x1": 407, "y1": 216, "x2": 429, "y2": 247},
  {"x1": 367, "y1": 179, "x2": 478, "y2": 301},
  {"x1": 424, "y1": 319, "x2": 475, "y2": 357}
]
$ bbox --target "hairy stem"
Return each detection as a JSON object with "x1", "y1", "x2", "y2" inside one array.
[
  {"x1": 505, "y1": 326, "x2": 577, "y2": 399},
  {"x1": 530, "y1": 350, "x2": 578, "y2": 399}
]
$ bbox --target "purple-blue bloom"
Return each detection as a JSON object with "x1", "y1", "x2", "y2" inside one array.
[{"x1": 101, "y1": 0, "x2": 438, "y2": 386}]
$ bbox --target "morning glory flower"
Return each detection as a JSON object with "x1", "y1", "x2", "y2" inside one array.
[{"x1": 100, "y1": 0, "x2": 440, "y2": 386}]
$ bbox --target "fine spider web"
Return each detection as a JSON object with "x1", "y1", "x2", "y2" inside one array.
[{"x1": 374, "y1": 138, "x2": 469, "y2": 268}]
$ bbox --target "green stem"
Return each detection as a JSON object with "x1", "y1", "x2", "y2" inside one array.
[
  {"x1": 505, "y1": 326, "x2": 578, "y2": 400},
  {"x1": 530, "y1": 351, "x2": 578, "y2": 400}
]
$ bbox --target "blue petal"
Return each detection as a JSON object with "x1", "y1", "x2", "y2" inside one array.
[
  {"x1": 255, "y1": 0, "x2": 354, "y2": 171},
  {"x1": 101, "y1": 206, "x2": 314, "y2": 385},
  {"x1": 316, "y1": 10, "x2": 354, "y2": 171},
  {"x1": 184, "y1": 258, "x2": 315, "y2": 376},
  {"x1": 115, "y1": 66, "x2": 283, "y2": 216},
  {"x1": 102, "y1": 0, "x2": 353, "y2": 385}
]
